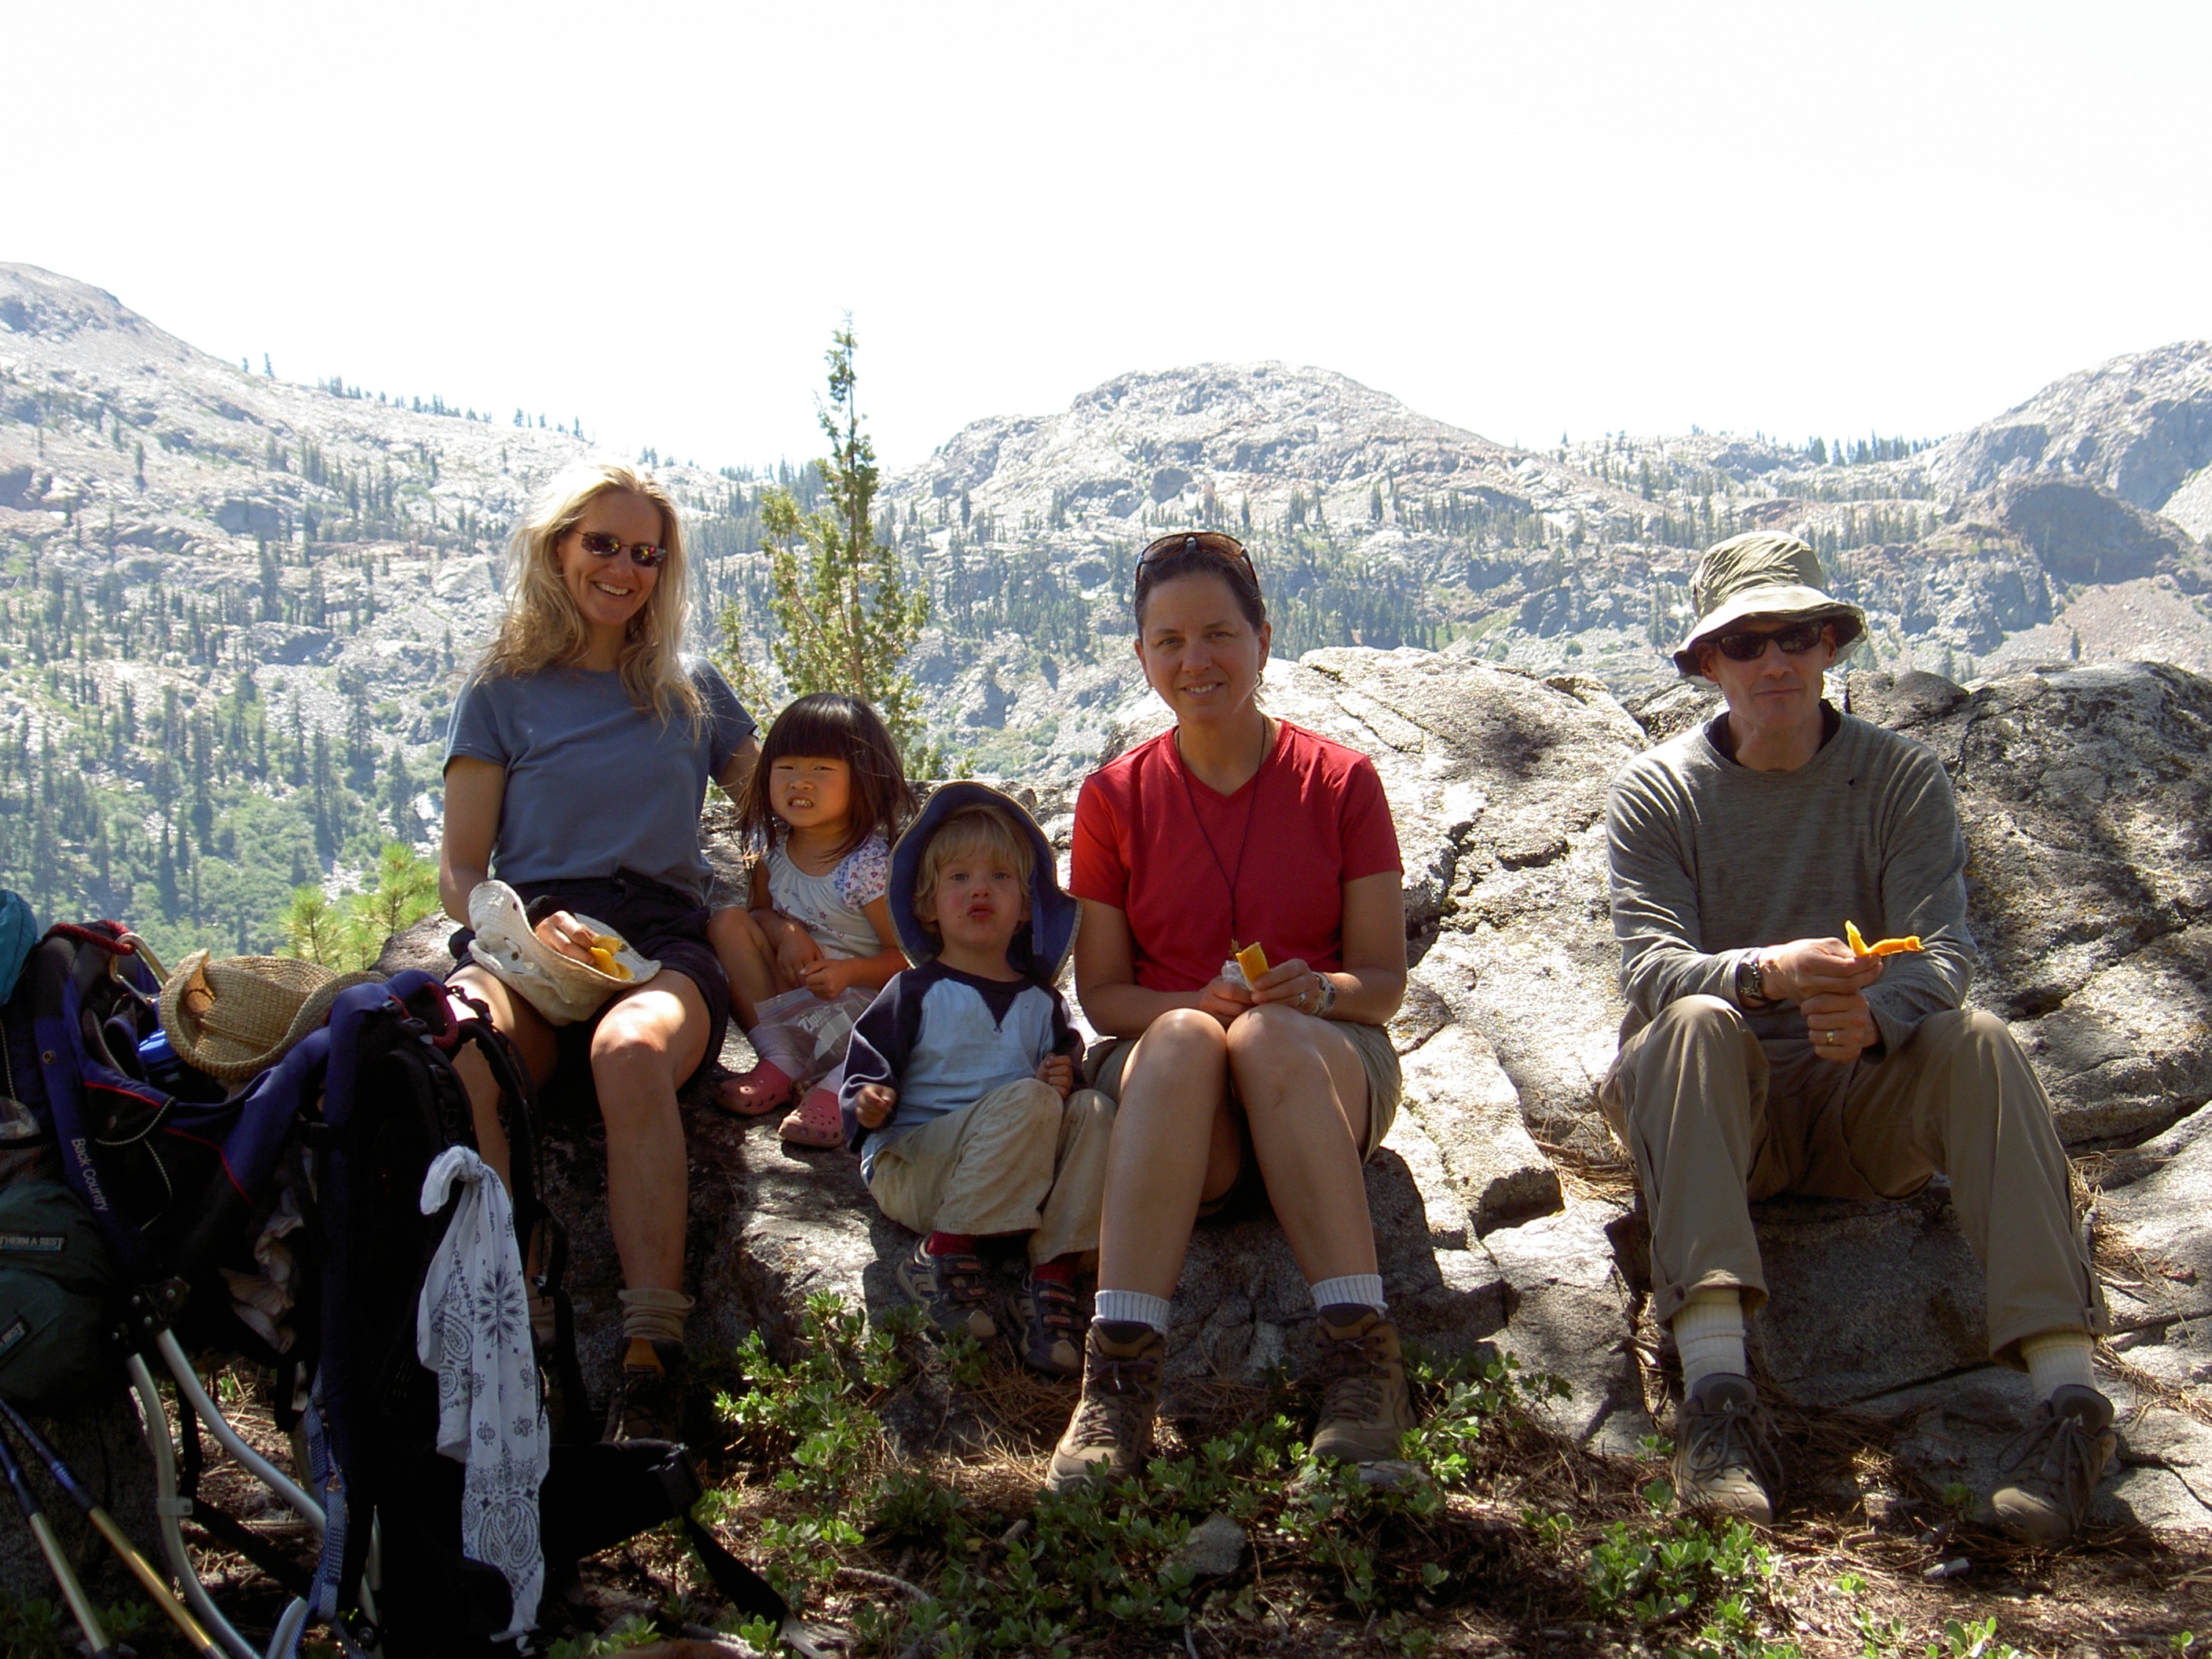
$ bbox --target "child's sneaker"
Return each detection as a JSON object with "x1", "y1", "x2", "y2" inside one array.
[
  {"x1": 1011, "y1": 1269, "x2": 1083, "y2": 1378},
  {"x1": 1046, "y1": 1321, "x2": 1164, "y2": 1489},
  {"x1": 895, "y1": 1240, "x2": 998, "y2": 1342}
]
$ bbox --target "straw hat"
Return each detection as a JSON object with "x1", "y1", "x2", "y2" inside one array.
[
  {"x1": 1672, "y1": 533, "x2": 1866, "y2": 676},
  {"x1": 158, "y1": 952, "x2": 383, "y2": 1083}
]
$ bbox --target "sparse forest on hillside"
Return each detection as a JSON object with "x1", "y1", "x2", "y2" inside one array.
[{"x1": 3, "y1": 263, "x2": 2210, "y2": 958}]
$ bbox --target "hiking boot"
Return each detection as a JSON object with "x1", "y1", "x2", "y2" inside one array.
[
  {"x1": 603, "y1": 1338, "x2": 686, "y2": 1444},
  {"x1": 1046, "y1": 1321, "x2": 1164, "y2": 1489},
  {"x1": 1673, "y1": 1373, "x2": 1783, "y2": 1524},
  {"x1": 1991, "y1": 1384, "x2": 2116, "y2": 1544},
  {"x1": 1011, "y1": 1270, "x2": 1083, "y2": 1378},
  {"x1": 1308, "y1": 1305, "x2": 1417, "y2": 1467},
  {"x1": 895, "y1": 1240, "x2": 998, "y2": 1342}
]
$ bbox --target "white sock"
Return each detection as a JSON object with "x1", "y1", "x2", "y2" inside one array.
[
  {"x1": 1673, "y1": 1287, "x2": 1748, "y2": 1394},
  {"x1": 1093, "y1": 1290, "x2": 1171, "y2": 1333},
  {"x1": 1309, "y1": 1274, "x2": 1387, "y2": 1315},
  {"x1": 745, "y1": 1022, "x2": 811, "y2": 1079},
  {"x1": 2020, "y1": 1329, "x2": 2097, "y2": 1401}
]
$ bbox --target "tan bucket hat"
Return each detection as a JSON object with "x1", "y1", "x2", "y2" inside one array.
[
  {"x1": 159, "y1": 953, "x2": 383, "y2": 1083},
  {"x1": 1673, "y1": 533, "x2": 1866, "y2": 676}
]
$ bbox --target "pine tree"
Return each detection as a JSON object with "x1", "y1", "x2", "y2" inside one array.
[{"x1": 740, "y1": 322, "x2": 936, "y2": 770}]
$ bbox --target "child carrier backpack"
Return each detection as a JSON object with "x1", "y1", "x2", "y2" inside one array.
[{"x1": 2, "y1": 928, "x2": 792, "y2": 1656}]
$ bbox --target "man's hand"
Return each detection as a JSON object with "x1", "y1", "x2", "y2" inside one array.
[
  {"x1": 1800, "y1": 990, "x2": 1881, "y2": 1064},
  {"x1": 1760, "y1": 936, "x2": 1885, "y2": 1005},
  {"x1": 1036, "y1": 1053, "x2": 1075, "y2": 1099},
  {"x1": 853, "y1": 1082, "x2": 895, "y2": 1130}
]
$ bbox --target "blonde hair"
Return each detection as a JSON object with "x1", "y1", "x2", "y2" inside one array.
[
  {"x1": 914, "y1": 805, "x2": 1033, "y2": 936},
  {"x1": 474, "y1": 460, "x2": 702, "y2": 723}
]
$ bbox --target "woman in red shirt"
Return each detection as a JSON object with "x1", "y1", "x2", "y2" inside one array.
[{"x1": 1047, "y1": 531, "x2": 1414, "y2": 1489}]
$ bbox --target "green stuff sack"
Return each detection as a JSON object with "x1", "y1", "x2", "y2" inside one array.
[{"x1": 0, "y1": 1176, "x2": 119, "y2": 1408}]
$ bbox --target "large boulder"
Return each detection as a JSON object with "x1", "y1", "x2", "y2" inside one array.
[{"x1": 1848, "y1": 661, "x2": 2212, "y2": 1145}]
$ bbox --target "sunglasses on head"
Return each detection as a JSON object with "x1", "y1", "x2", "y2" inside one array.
[
  {"x1": 1711, "y1": 620, "x2": 1829, "y2": 661},
  {"x1": 1133, "y1": 530, "x2": 1258, "y2": 593},
  {"x1": 577, "y1": 529, "x2": 668, "y2": 569}
]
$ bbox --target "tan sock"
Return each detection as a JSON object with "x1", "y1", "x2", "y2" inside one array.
[
  {"x1": 2020, "y1": 1329, "x2": 2097, "y2": 1401},
  {"x1": 617, "y1": 1286, "x2": 694, "y2": 1362},
  {"x1": 1673, "y1": 1287, "x2": 1748, "y2": 1394}
]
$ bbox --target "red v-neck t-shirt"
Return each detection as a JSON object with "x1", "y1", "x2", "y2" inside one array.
[{"x1": 1070, "y1": 720, "x2": 1402, "y2": 993}]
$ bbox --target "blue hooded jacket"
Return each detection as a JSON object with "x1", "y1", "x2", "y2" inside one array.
[{"x1": 838, "y1": 784, "x2": 1082, "y2": 1171}]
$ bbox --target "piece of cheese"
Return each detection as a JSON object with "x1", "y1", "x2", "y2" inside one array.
[
  {"x1": 1846, "y1": 921, "x2": 1925, "y2": 958},
  {"x1": 1234, "y1": 942, "x2": 1269, "y2": 983}
]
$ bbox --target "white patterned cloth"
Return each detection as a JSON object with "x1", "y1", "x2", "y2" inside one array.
[{"x1": 416, "y1": 1146, "x2": 547, "y2": 1639}]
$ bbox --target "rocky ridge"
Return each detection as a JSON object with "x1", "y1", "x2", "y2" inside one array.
[{"x1": 7, "y1": 256, "x2": 2212, "y2": 943}]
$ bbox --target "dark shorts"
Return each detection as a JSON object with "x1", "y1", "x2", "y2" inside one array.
[{"x1": 449, "y1": 868, "x2": 731, "y2": 1094}]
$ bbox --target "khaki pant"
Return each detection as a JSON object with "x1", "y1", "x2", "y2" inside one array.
[
  {"x1": 866, "y1": 1079, "x2": 1115, "y2": 1266},
  {"x1": 1600, "y1": 995, "x2": 2107, "y2": 1366}
]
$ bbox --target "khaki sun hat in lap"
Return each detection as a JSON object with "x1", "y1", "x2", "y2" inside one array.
[
  {"x1": 159, "y1": 953, "x2": 384, "y2": 1083},
  {"x1": 1672, "y1": 533, "x2": 1866, "y2": 676}
]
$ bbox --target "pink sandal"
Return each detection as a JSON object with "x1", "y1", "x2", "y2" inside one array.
[
  {"x1": 778, "y1": 1088, "x2": 843, "y2": 1148},
  {"x1": 716, "y1": 1060, "x2": 796, "y2": 1118}
]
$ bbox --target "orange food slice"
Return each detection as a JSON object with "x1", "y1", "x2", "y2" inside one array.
[
  {"x1": 1846, "y1": 921, "x2": 1923, "y2": 958},
  {"x1": 587, "y1": 941, "x2": 633, "y2": 981},
  {"x1": 1234, "y1": 942, "x2": 1269, "y2": 983}
]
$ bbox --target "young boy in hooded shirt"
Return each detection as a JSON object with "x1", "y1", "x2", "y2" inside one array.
[{"x1": 840, "y1": 784, "x2": 1113, "y2": 1378}]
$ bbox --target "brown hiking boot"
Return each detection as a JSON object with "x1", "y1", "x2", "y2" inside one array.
[
  {"x1": 603, "y1": 1337, "x2": 686, "y2": 1444},
  {"x1": 1673, "y1": 1373, "x2": 1783, "y2": 1524},
  {"x1": 1309, "y1": 1306, "x2": 1417, "y2": 1467},
  {"x1": 1991, "y1": 1384, "x2": 2115, "y2": 1544},
  {"x1": 1046, "y1": 1321, "x2": 1164, "y2": 1489}
]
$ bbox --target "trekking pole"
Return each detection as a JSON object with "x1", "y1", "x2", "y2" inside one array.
[
  {"x1": 0, "y1": 1407, "x2": 117, "y2": 1659},
  {"x1": 0, "y1": 1396, "x2": 225, "y2": 1658}
]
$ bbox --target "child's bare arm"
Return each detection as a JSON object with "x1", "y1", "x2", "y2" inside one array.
[{"x1": 800, "y1": 895, "x2": 907, "y2": 999}]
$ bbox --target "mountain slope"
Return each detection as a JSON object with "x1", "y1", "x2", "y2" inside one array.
[
  {"x1": 1924, "y1": 339, "x2": 2212, "y2": 521},
  {"x1": 3, "y1": 261, "x2": 2210, "y2": 958}
]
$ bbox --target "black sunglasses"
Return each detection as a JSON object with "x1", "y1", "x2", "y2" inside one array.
[
  {"x1": 1712, "y1": 620, "x2": 1829, "y2": 661},
  {"x1": 577, "y1": 529, "x2": 668, "y2": 569},
  {"x1": 1133, "y1": 531, "x2": 1258, "y2": 593}
]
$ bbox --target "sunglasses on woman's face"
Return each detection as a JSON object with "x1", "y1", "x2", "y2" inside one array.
[
  {"x1": 1712, "y1": 620, "x2": 1829, "y2": 661},
  {"x1": 1133, "y1": 531, "x2": 1258, "y2": 593},
  {"x1": 577, "y1": 529, "x2": 668, "y2": 569}
]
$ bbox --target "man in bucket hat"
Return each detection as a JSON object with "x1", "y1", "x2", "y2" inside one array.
[{"x1": 1601, "y1": 533, "x2": 2112, "y2": 1540}]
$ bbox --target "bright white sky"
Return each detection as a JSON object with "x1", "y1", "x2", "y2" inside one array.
[{"x1": 12, "y1": 2, "x2": 2209, "y2": 471}]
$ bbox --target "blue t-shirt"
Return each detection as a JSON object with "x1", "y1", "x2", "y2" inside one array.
[{"x1": 445, "y1": 657, "x2": 755, "y2": 903}]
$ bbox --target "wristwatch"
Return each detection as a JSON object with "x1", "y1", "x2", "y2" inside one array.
[
  {"x1": 1735, "y1": 951, "x2": 1774, "y2": 1010},
  {"x1": 1313, "y1": 974, "x2": 1338, "y2": 1019}
]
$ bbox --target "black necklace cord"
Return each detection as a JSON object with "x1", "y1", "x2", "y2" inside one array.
[{"x1": 1175, "y1": 721, "x2": 1273, "y2": 957}]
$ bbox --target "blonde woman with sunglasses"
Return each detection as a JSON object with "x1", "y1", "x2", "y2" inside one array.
[{"x1": 438, "y1": 461, "x2": 760, "y2": 1442}]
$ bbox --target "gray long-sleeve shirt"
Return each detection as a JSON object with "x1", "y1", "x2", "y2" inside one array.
[{"x1": 1605, "y1": 707, "x2": 1976, "y2": 1057}]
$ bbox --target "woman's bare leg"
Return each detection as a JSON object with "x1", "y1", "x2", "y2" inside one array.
[
  {"x1": 590, "y1": 971, "x2": 711, "y2": 1291},
  {"x1": 445, "y1": 964, "x2": 558, "y2": 1188},
  {"x1": 1094, "y1": 1009, "x2": 1241, "y2": 1301},
  {"x1": 1227, "y1": 1005, "x2": 1376, "y2": 1284}
]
